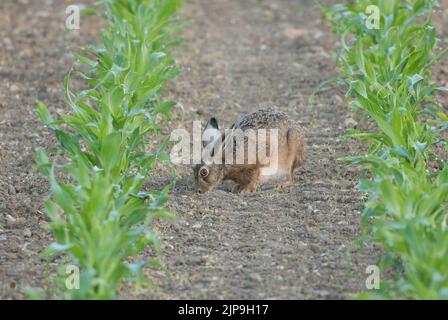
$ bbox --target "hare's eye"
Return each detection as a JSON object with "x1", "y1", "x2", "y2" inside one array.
[{"x1": 199, "y1": 167, "x2": 209, "y2": 178}]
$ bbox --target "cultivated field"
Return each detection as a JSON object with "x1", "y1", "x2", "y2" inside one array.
[{"x1": 0, "y1": 0, "x2": 447, "y2": 299}]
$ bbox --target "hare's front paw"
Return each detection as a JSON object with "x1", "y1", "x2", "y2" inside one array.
[
  {"x1": 276, "y1": 180, "x2": 294, "y2": 190},
  {"x1": 232, "y1": 183, "x2": 258, "y2": 193}
]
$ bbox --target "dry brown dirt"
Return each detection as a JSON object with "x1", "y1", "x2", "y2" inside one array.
[{"x1": 1, "y1": 0, "x2": 446, "y2": 299}]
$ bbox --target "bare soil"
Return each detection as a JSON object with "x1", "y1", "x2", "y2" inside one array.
[{"x1": 1, "y1": 0, "x2": 446, "y2": 299}]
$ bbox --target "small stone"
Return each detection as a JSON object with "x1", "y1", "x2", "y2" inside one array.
[
  {"x1": 313, "y1": 31, "x2": 324, "y2": 39},
  {"x1": 192, "y1": 223, "x2": 202, "y2": 229},
  {"x1": 8, "y1": 185, "x2": 16, "y2": 195},
  {"x1": 373, "y1": 243, "x2": 384, "y2": 250},
  {"x1": 344, "y1": 117, "x2": 358, "y2": 128},
  {"x1": 6, "y1": 214, "x2": 16, "y2": 224},
  {"x1": 3, "y1": 37, "x2": 14, "y2": 50},
  {"x1": 23, "y1": 228, "x2": 32, "y2": 238},
  {"x1": 283, "y1": 28, "x2": 306, "y2": 40},
  {"x1": 249, "y1": 273, "x2": 263, "y2": 282},
  {"x1": 6, "y1": 215, "x2": 25, "y2": 226},
  {"x1": 299, "y1": 241, "x2": 308, "y2": 247},
  {"x1": 333, "y1": 94, "x2": 344, "y2": 104},
  {"x1": 317, "y1": 290, "x2": 330, "y2": 297},
  {"x1": 62, "y1": 52, "x2": 74, "y2": 63},
  {"x1": 187, "y1": 256, "x2": 205, "y2": 266}
]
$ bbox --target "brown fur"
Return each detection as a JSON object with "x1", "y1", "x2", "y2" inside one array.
[{"x1": 194, "y1": 110, "x2": 305, "y2": 193}]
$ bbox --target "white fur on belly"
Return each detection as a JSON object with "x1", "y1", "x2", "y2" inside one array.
[{"x1": 260, "y1": 164, "x2": 288, "y2": 181}]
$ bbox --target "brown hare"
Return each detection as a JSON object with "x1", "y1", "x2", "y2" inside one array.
[{"x1": 194, "y1": 109, "x2": 305, "y2": 193}]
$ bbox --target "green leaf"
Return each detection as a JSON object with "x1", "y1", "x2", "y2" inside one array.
[
  {"x1": 35, "y1": 148, "x2": 51, "y2": 176},
  {"x1": 351, "y1": 80, "x2": 368, "y2": 99},
  {"x1": 55, "y1": 130, "x2": 82, "y2": 156},
  {"x1": 100, "y1": 132, "x2": 122, "y2": 171},
  {"x1": 74, "y1": 53, "x2": 98, "y2": 68},
  {"x1": 80, "y1": 7, "x2": 97, "y2": 17},
  {"x1": 36, "y1": 100, "x2": 56, "y2": 129},
  {"x1": 153, "y1": 100, "x2": 176, "y2": 116}
]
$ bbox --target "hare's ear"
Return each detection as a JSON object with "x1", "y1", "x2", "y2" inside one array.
[
  {"x1": 205, "y1": 117, "x2": 219, "y2": 130},
  {"x1": 203, "y1": 117, "x2": 221, "y2": 148}
]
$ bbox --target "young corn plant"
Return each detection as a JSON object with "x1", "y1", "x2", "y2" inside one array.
[
  {"x1": 324, "y1": 0, "x2": 448, "y2": 299},
  {"x1": 35, "y1": 0, "x2": 183, "y2": 299}
]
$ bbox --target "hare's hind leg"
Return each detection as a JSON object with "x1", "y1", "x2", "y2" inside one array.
[
  {"x1": 276, "y1": 165, "x2": 294, "y2": 189},
  {"x1": 276, "y1": 127, "x2": 304, "y2": 190}
]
